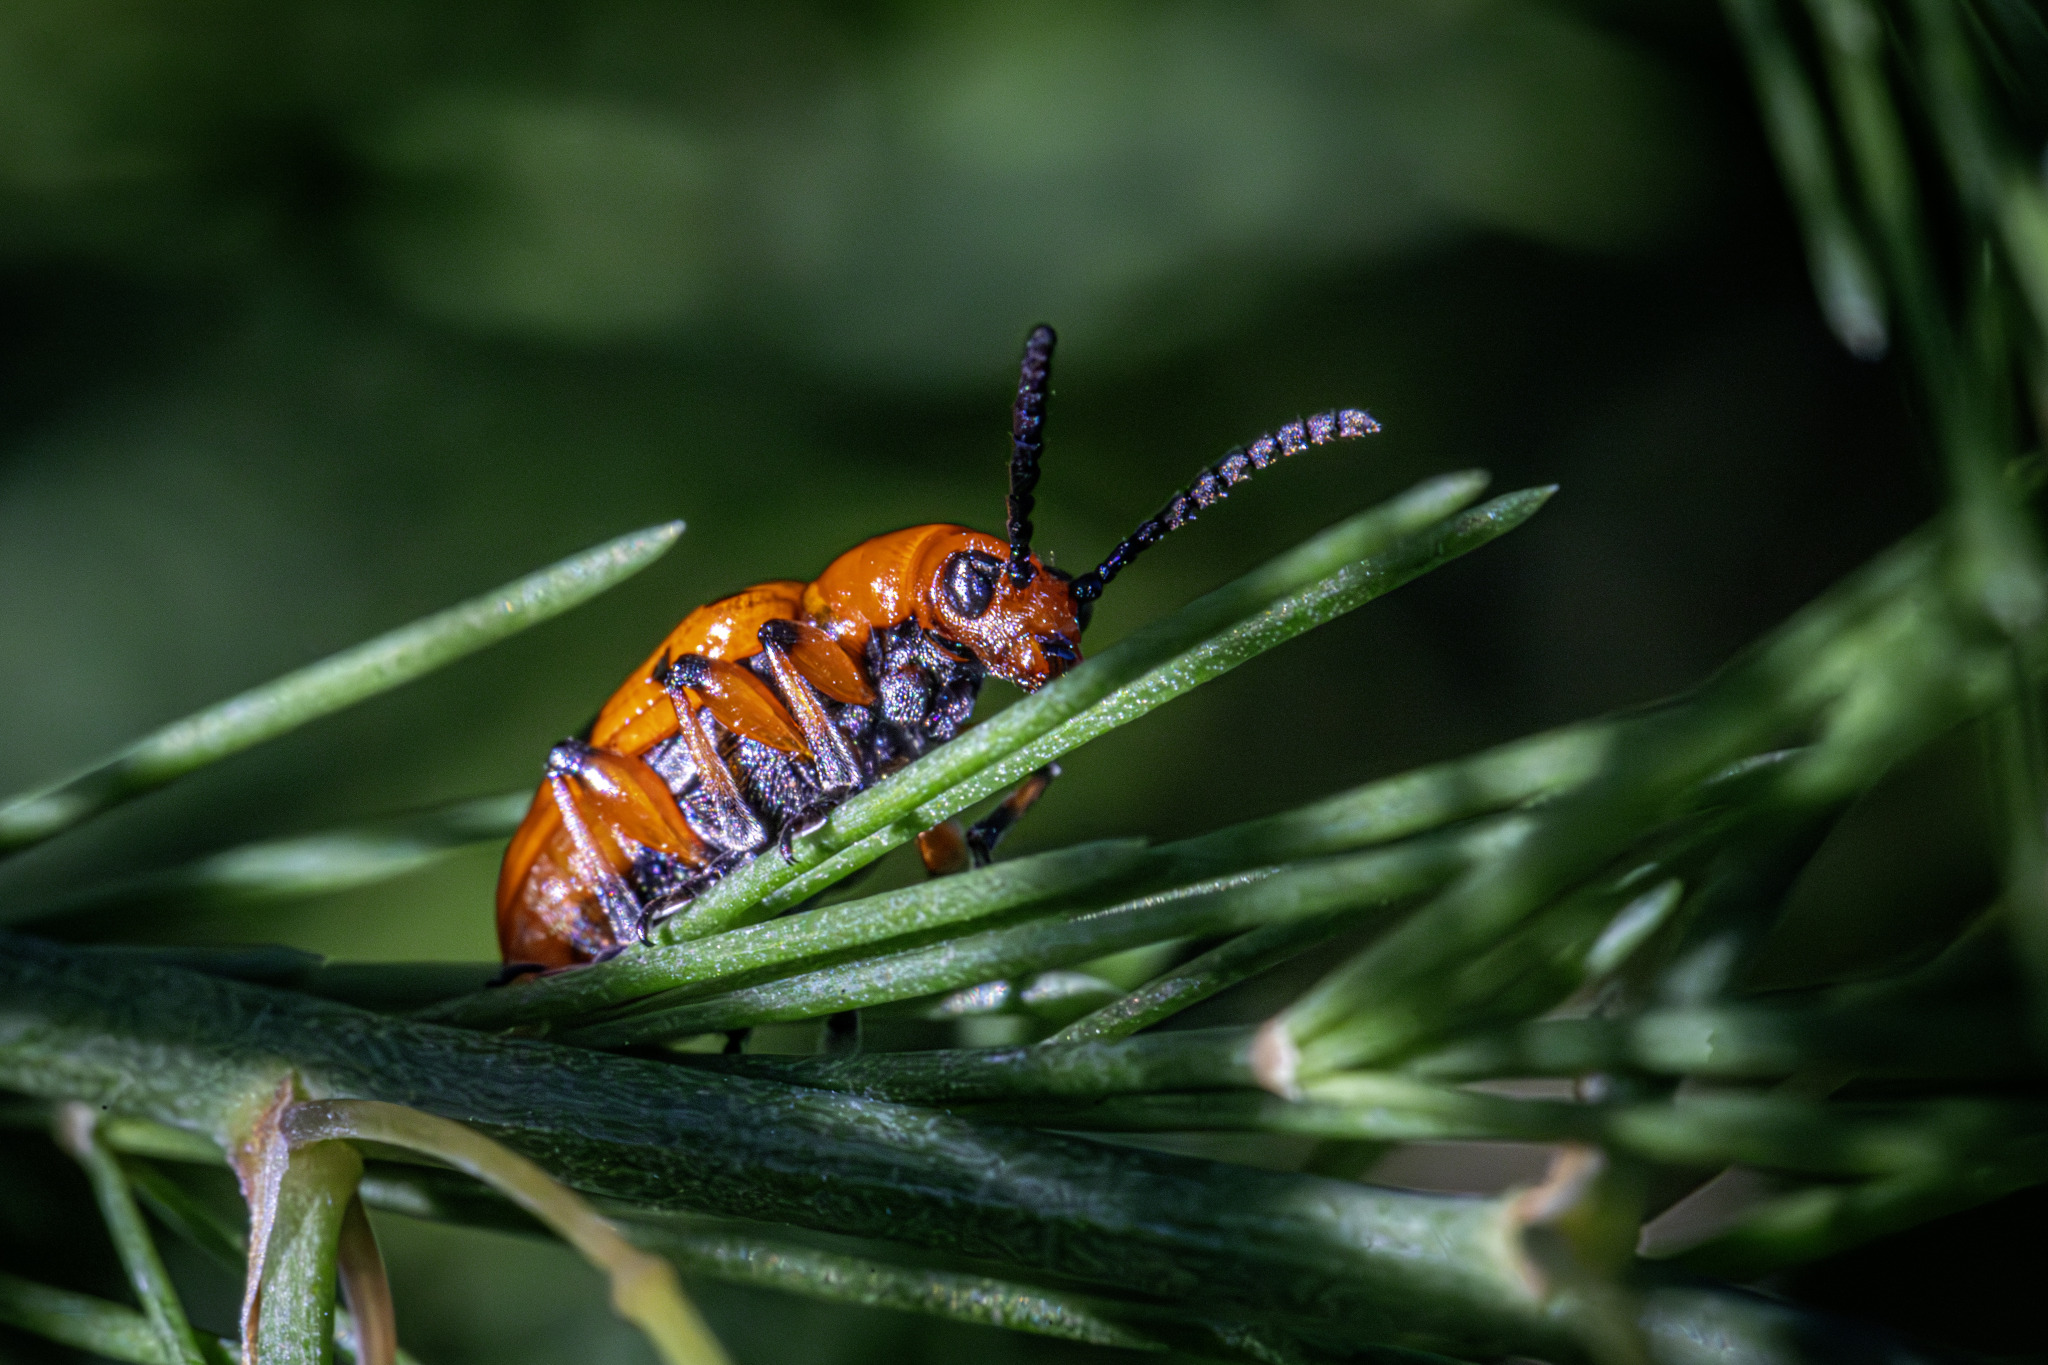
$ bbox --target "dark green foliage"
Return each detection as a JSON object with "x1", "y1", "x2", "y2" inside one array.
[{"x1": 7, "y1": 5, "x2": 2048, "y2": 1365}]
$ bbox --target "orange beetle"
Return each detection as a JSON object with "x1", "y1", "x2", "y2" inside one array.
[{"x1": 498, "y1": 326, "x2": 1379, "y2": 968}]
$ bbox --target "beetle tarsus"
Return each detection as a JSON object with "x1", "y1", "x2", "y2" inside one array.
[{"x1": 965, "y1": 763, "x2": 1061, "y2": 867}]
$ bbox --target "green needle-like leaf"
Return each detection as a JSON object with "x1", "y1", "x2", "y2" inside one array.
[
  {"x1": 0, "y1": 522, "x2": 682, "y2": 855},
  {"x1": 0, "y1": 1271, "x2": 183, "y2": 1365},
  {"x1": 427, "y1": 837, "x2": 1152, "y2": 1031},
  {"x1": 9, "y1": 791, "x2": 531, "y2": 926},
  {"x1": 563, "y1": 821, "x2": 1517, "y2": 1046},
  {"x1": 54, "y1": 1104, "x2": 210, "y2": 1365},
  {"x1": 663, "y1": 475, "x2": 1543, "y2": 936}
]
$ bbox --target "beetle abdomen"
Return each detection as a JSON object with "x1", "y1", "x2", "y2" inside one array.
[{"x1": 497, "y1": 593, "x2": 992, "y2": 966}]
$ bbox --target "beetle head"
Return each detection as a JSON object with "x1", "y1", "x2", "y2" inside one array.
[
  {"x1": 919, "y1": 530, "x2": 1083, "y2": 691},
  {"x1": 968, "y1": 323, "x2": 1378, "y2": 686}
]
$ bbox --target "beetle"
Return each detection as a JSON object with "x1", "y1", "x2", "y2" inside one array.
[{"x1": 498, "y1": 325, "x2": 1379, "y2": 968}]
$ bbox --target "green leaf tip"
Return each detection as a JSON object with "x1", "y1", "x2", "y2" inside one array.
[{"x1": 0, "y1": 521, "x2": 684, "y2": 855}]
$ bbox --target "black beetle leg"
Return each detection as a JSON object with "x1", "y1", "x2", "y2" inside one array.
[
  {"x1": 965, "y1": 763, "x2": 1061, "y2": 868},
  {"x1": 824, "y1": 1008, "x2": 862, "y2": 1055}
]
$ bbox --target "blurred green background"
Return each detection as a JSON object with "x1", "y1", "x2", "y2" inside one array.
[{"x1": 0, "y1": 2, "x2": 1971, "y2": 1362}]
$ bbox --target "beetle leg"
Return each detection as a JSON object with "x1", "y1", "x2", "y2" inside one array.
[
  {"x1": 914, "y1": 763, "x2": 1061, "y2": 877},
  {"x1": 667, "y1": 653, "x2": 810, "y2": 756},
  {"x1": 657, "y1": 669, "x2": 769, "y2": 855},
  {"x1": 965, "y1": 763, "x2": 1060, "y2": 867},
  {"x1": 824, "y1": 1008, "x2": 862, "y2": 1055},
  {"x1": 765, "y1": 617, "x2": 875, "y2": 705},
  {"x1": 916, "y1": 820, "x2": 974, "y2": 877},
  {"x1": 544, "y1": 742, "x2": 647, "y2": 946},
  {"x1": 757, "y1": 623, "x2": 864, "y2": 794}
]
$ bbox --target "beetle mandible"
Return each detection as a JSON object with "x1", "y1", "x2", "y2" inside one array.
[{"x1": 498, "y1": 326, "x2": 1380, "y2": 968}]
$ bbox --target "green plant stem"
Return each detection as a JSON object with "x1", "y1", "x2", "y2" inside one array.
[
  {"x1": 1722, "y1": 0, "x2": 1888, "y2": 356},
  {"x1": 1807, "y1": 0, "x2": 1947, "y2": 358},
  {"x1": 687, "y1": 1026, "x2": 1258, "y2": 1103},
  {"x1": 627, "y1": 1225, "x2": 1168, "y2": 1355},
  {"x1": 113, "y1": 1157, "x2": 423, "y2": 1365},
  {"x1": 1298, "y1": 858, "x2": 1693, "y2": 1076},
  {"x1": 359, "y1": 1158, "x2": 1991, "y2": 1365},
  {"x1": 356, "y1": 1164, "x2": 1170, "y2": 1354},
  {"x1": 425, "y1": 839, "x2": 1151, "y2": 1031},
  {"x1": 561, "y1": 821, "x2": 1518, "y2": 1046},
  {"x1": 1282, "y1": 523, "x2": 2009, "y2": 1075},
  {"x1": 358, "y1": 1163, "x2": 1462, "y2": 1365},
  {"x1": 432, "y1": 710, "x2": 1604, "y2": 1037},
  {"x1": 1049, "y1": 912, "x2": 1367, "y2": 1044},
  {"x1": 0, "y1": 933, "x2": 1595, "y2": 1361},
  {"x1": 252, "y1": 1140, "x2": 362, "y2": 1365},
  {"x1": 11, "y1": 792, "x2": 531, "y2": 926},
  {"x1": 123, "y1": 1156, "x2": 250, "y2": 1271},
  {"x1": 659, "y1": 476, "x2": 1542, "y2": 936},
  {"x1": 0, "y1": 522, "x2": 682, "y2": 855},
  {"x1": 54, "y1": 1103, "x2": 211, "y2": 1365},
  {"x1": 1902, "y1": 0, "x2": 2048, "y2": 343},
  {"x1": 1637, "y1": 1285, "x2": 1950, "y2": 1365},
  {"x1": 1150, "y1": 718, "x2": 1612, "y2": 880},
  {"x1": 1807, "y1": 0, "x2": 2045, "y2": 633},
  {"x1": 1663, "y1": 1128, "x2": 2048, "y2": 1276},
  {"x1": 0, "y1": 1271, "x2": 193, "y2": 1365},
  {"x1": 282, "y1": 1100, "x2": 728, "y2": 1365},
  {"x1": 1002, "y1": 1079, "x2": 2045, "y2": 1178},
  {"x1": 334, "y1": 1198, "x2": 395, "y2": 1365},
  {"x1": 1408, "y1": 1002, "x2": 2034, "y2": 1081}
]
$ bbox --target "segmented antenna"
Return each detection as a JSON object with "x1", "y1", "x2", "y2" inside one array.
[
  {"x1": 1068, "y1": 408, "x2": 1381, "y2": 603},
  {"x1": 1007, "y1": 324, "x2": 1056, "y2": 586}
]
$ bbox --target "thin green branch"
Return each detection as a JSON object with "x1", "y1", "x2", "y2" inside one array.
[
  {"x1": 1904, "y1": 0, "x2": 2048, "y2": 344},
  {"x1": 0, "y1": 522, "x2": 682, "y2": 855},
  {"x1": 660, "y1": 476, "x2": 1546, "y2": 936},
  {"x1": 282, "y1": 1100, "x2": 728, "y2": 1365},
  {"x1": 688, "y1": 1026, "x2": 1258, "y2": 1104},
  {"x1": 1407, "y1": 1001, "x2": 2033, "y2": 1081},
  {"x1": 425, "y1": 838, "x2": 1152, "y2": 1031},
  {"x1": 0, "y1": 933, "x2": 1594, "y2": 1361},
  {"x1": 0, "y1": 1271, "x2": 183, "y2": 1365},
  {"x1": 1723, "y1": 0, "x2": 1889, "y2": 356},
  {"x1": 1002, "y1": 1077, "x2": 2046, "y2": 1178},
  {"x1": 1151, "y1": 718, "x2": 1613, "y2": 881},
  {"x1": 1280, "y1": 525, "x2": 2007, "y2": 1075},
  {"x1": 356, "y1": 1165, "x2": 1171, "y2": 1354},
  {"x1": 1663, "y1": 1129, "x2": 2048, "y2": 1276},
  {"x1": 432, "y1": 709, "x2": 1604, "y2": 1037},
  {"x1": 560, "y1": 820, "x2": 1517, "y2": 1046},
  {"x1": 249, "y1": 1139, "x2": 362, "y2": 1365},
  {"x1": 11, "y1": 791, "x2": 531, "y2": 926},
  {"x1": 123, "y1": 1155, "x2": 249, "y2": 1271},
  {"x1": 1048, "y1": 911, "x2": 1366, "y2": 1044},
  {"x1": 54, "y1": 1103, "x2": 211, "y2": 1365},
  {"x1": 357, "y1": 1163, "x2": 1444, "y2": 1365},
  {"x1": 1806, "y1": 0, "x2": 2045, "y2": 631},
  {"x1": 120, "y1": 1157, "x2": 423, "y2": 1365}
]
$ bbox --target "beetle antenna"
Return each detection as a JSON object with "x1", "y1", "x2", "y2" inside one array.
[
  {"x1": 1006, "y1": 324, "x2": 1056, "y2": 586},
  {"x1": 1068, "y1": 408, "x2": 1381, "y2": 604}
]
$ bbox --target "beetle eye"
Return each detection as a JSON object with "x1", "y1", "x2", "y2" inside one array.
[{"x1": 941, "y1": 551, "x2": 999, "y2": 619}]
